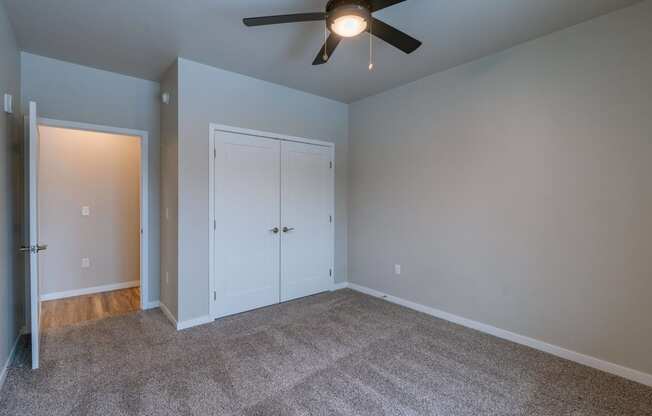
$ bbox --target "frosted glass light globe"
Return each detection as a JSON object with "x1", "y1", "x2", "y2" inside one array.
[{"x1": 331, "y1": 14, "x2": 367, "y2": 37}]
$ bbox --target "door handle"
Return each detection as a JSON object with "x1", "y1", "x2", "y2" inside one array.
[
  {"x1": 269, "y1": 227, "x2": 280, "y2": 234},
  {"x1": 19, "y1": 244, "x2": 48, "y2": 254},
  {"x1": 282, "y1": 227, "x2": 295, "y2": 233}
]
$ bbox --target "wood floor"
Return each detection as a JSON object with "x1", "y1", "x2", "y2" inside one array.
[{"x1": 40, "y1": 287, "x2": 140, "y2": 330}]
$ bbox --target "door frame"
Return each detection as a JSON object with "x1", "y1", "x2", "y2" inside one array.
[
  {"x1": 35, "y1": 117, "x2": 151, "y2": 310},
  {"x1": 208, "y1": 123, "x2": 335, "y2": 319}
]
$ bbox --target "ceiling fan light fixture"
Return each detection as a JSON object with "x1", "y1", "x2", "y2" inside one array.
[
  {"x1": 331, "y1": 14, "x2": 367, "y2": 37},
  {"x1": 327, "y1": 3, "x2": 371, "y2": 38}
]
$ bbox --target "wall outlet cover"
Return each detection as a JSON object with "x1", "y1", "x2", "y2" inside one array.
[
  {"x1": 3, "y1": 94, "x2": 12, "y2": 114},
  {"x1": 81, "y1": 206, "x2": 90, "y2": 216},
  {"x1": 81, "y1": 258, "x2": 90, "y2": 268}
]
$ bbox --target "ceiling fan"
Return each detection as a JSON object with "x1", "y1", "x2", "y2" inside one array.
[{"x1": 243, "y1": 0, "x2": 422, "y2": 66}]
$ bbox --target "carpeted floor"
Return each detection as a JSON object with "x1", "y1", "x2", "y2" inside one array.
[{"x1": 1, "y1": 289, "x2": 651, "y2": 415}]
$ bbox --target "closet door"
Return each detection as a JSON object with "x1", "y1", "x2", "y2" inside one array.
[
  {"x1": 214, "y1": 131, "x2": 281, "y2": 317},
  {"x1": 280, "y1": 141, "x2": 334, "y2": 302}
]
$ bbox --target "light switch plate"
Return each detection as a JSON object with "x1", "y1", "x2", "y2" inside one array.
[
  {"x1": 394, "y1": 264, "x2": 401, "y2": 275},
  {"x1": 81, "y1": 206, "x2": 90, "y2": 216},
  {"x1": 81, "y1": 258, "x2": 90, "y2": 268},
  {"x1": 3, "y1": 94, "x2": 12, "y2": 114}
]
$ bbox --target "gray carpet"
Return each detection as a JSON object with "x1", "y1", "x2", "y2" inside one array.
[{"x1": 1, "y1": 289, "x2": 651, "y2": 415}]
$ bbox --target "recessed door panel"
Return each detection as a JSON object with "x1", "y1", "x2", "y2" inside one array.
[
  {"x1": 280, "y1": 141, "x2": 333, "y2": 302},
  {"x1": 214, "y1": 132, "x2": 281, "y2": 317}
]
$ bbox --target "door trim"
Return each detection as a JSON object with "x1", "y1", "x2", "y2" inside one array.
[
  {"x1": 208, "y1": 123, "x2": 335, "y2": 319},
  {"x1": 36, "y1": 117, "x2": 151, "y2": 311}
]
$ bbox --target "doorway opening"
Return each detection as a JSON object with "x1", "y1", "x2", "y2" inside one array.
[{"x1": 35, "y1": 119, "x2": 149, "y2": 330}]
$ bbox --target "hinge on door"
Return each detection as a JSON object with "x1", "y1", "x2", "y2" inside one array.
[
  {"x1": 329, "y1": 215, "x2": 332, "y2": 223},
  {"x1": 214, "y1": 148, "x2": 217, "y2": 159},
  {"x1": 329, "y1": 268, "x2": 332, "y2": 277},
  {"x1": 329, "y1": 161, "x2": 333, "y2": 169},
  {"x1": 214, "y1": 220, "x2": 216, "y2": 230},
  {"x1": 214, "y1": 291, "x2": 216, "y2": 301}
]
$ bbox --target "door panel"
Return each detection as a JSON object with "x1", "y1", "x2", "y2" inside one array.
[
  {"x1": 280, "y1": 141, "x2": 333, "y2": 302},
  {"x1": 27, "y1": 102, "x2": 41, "y2": 369},
  {"x1": 214, "y1": 132, "x2": 281, "y2": 317}
]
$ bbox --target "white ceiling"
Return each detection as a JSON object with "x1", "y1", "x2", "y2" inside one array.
[{"x1": 4, "y1": 0, "x2": 641, "y2": 103}]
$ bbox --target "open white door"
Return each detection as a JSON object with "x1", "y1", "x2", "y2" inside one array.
[{"x1": 23, "y1": 101, "x2": 45, "y2": 369}]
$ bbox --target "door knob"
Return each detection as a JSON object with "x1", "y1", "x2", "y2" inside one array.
[
  {"x1": 19, "y1": 244, "x2": 47, "y2": 253},
  {"x1": 282, "y1": 227, "x2": 295, "y2": 233},
  {"x1": 269, "y1": 227, "x2": 280, "y2": 234}
]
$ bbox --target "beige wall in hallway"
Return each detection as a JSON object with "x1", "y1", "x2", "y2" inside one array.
[
  {"x1": 21, "y1": 52, "x2": 161, "y2": 305},
  {"x1": 38, "y1": 126, "x2": 141, "y2": 296}
]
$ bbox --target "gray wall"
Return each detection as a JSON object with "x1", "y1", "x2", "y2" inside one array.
[
  {"x1": 159, "y1": 61, "x2": 179, "y2": 318},
  {"x1": 349, "y1": 1, "x2": 652, "y2": 376},
  {"x1": 0, "y1": 0, "x2": 22, "y2": 377},
  {"x1": 177, "y1": 58, "x2": 349, "y2": 321},
  {"x1": 21, "y1": 53, "x2": 161, "y2": 304},
  {"x1": 38, "y1": 127, "x2": 141, "y2": 296}
]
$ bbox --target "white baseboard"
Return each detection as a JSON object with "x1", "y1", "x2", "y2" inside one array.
[
  {"x1": 332, "y1": 282, "x2": 349, "y2": 291},
  {"x1": 0, "y1": 327, "x2": 24, "y2": 391},
  {"x1": 176, "y1": 315, "x2": 214, "y2": 331},
  {"x1": 159, "y1": 302, "x2": 177, "y2": 328},
  {"x1": 40, "y1": 281, "x2": 140, "y2": 301},
  {"x1": 159, "y1": 302, "x2": 212, "y2": 330},
  {"x1": 347, "y1": 283, "x2": 652, "y2": 387},
  {"x1": 143, "y1": 300, "x2": 160, "y2": 310}
]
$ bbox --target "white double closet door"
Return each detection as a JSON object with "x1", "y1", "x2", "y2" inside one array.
[{"x1": 214, "y1": 130, "x2": 334, "y2": 318}]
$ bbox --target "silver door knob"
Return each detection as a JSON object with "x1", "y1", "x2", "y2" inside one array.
[
  {"x1": 282, "y1": 227, "x2": 295, "y2": 233},
  {"x1": 19, "y1": 244, "x2": 47, "y2": 253},
  {"x1": 269, "y1": 227, "x2": 280, "y2": 234}
]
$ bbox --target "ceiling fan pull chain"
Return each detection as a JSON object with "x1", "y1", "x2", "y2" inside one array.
[{"x1": 369, "y1": 22, "x2": 374, "y2": 71}]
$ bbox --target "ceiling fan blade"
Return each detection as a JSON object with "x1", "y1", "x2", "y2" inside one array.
[
  {"x1": 243, "y1": 12, "x2": 325, "y2": 27},
  {"x1": 368, "y1": 18, "x2": 422, "y2": 54},
  {"x1": 312, "y1": 34, "x2": 342, "y2": 65},
  {"x1": 369, "y1": 0, "x2": 408, "y2": 12}
]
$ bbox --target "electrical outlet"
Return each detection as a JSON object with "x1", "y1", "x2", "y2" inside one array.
[
  {"x1": 3, "y1": 94, "x2": 13, "y2": 114},
  {"x1": 81, "y1": 206, "x2": 90, "y2": 216},
  {"x1": 394, "y1": 264, "x2": 401, "y2": 275},
  {"x1": 81, "y1": 258, "x2": 90, "y2": 268}
]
